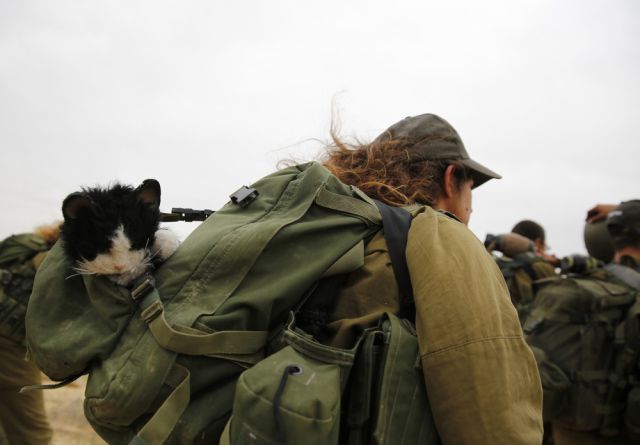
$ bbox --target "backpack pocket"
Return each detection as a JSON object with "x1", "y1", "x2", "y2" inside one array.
[
  {"x1": 227, "y1": 317, "x2": 358, "y2": 445},
  {"x1": 625, "y1": 385, "x2": 640, "y2": 439},
  {"x1": 529, "y1": 346, "x2": 571, "y2": 421}
]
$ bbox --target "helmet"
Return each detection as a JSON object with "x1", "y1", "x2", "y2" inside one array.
[
  {"x1": 606, "y1": 200, "x2": 640, "y2": 248},
  {"x1": 583, "y1": 219, "x2": 614, "y2": 263}
]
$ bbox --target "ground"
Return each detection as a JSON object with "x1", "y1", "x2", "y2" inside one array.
[{"x1": 42, "y1": 374, "x2": 105, "y2": 445}]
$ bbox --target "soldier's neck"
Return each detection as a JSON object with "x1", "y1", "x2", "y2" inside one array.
[{"x1": 614, "y1": 248, "x2": 640, "y2": 269}]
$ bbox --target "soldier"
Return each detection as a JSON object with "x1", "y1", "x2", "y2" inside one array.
[
  {"x1": 484, "y1": 222, "x2": 558, "y2": 323},
  {"x1": 321, "y1": 113, "x2": 543, "y2": 444},
  {"x1": 527, "y1": 200, "x2": 640, "y2": 445},
  {"x1": 512, "y1": 219, "x2": 561, "y2": 265},
  {"x1": 0, "y1": 223, "x2": 59, "y2": 445}
]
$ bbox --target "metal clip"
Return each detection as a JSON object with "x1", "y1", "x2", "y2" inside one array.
[
  {"x1": 230, "y1": 186, "x2": 259, "y2": 208},
  {"x1": 130, "y1": 275, "x2": 156, "y2": 301}
]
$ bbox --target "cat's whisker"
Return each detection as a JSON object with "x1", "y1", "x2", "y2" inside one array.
[{"x1": 66, "y1": 271, "x2": 97, "y2": 280}]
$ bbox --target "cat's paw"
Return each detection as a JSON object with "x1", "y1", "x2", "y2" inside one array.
[{"x1": 152, "y1": 228, "x2": 180, "y2": 261}]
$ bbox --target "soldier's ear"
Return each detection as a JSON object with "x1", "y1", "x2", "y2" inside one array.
[
  {"x1": 441, "y1": 164, "x2": 458, "y2": 198},
  {"x1": 62, "y1": 193, "x2": 92, "y2": 220},
  {"x1": 136, "y1": 179, "x2": 161, "y2": 209}
]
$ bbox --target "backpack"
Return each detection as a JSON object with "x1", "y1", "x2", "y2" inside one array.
[
  {"x1": 524, "y1": 266, "x2": 640, "y2": 439},
  {"x1": 0, "y1": 233, "x2": 51, "y2": 344},
  {"x1": 493, "y1": 252, "x2": 557, "y2": 323},
  {"x1": 26, "y1": 162, "x2": 438, "y2": 445}
]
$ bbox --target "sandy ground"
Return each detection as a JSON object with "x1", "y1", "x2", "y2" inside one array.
[{"x1": 42, "y1": 374, "x2": 106, "y2": 445}]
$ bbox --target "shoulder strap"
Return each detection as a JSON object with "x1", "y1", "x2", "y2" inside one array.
[
  {"x1": 605, "y1": 263, "x2": 640, "y2": 291},
  {"x1": 373, "y1": 201, "x2": 415, "y2": 319},
  {"x1": 299, "y1": 201, "x2": 415, "y2": 331}
]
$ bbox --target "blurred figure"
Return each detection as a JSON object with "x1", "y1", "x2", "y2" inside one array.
[
  {"x1": 0, "y1": 222, "x2": 59, "y2": 445},
  {"x1": 512, "y1": 219, "x2": 560, "y2": 266},
  {"x1": 485, "y1": 220, "x2": 558, "y2": 324},
  {"x1": 605, "y1": 200, "x2": 640, "y2": 272},
  {"x1": 526, "y1": 200, "x2": 640, "y2": 445}
]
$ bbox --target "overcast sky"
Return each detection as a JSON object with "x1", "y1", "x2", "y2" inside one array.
[{"x1": 1, "y1": 0, "x2": 639, "y2": 257}]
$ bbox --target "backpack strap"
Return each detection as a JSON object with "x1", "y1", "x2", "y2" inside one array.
[
  {"x1": 298, "y1": 201, "x2": 415, "y2": 333},
  {"x1": 373, "y1": 201, "x2": 415, "y2": 319},
  {"x1": 130, "y1": 276, "x2": 268, "y2": 366},
  {"x1": 605, "y1": 263, "x2": 640, "y2": 291}
]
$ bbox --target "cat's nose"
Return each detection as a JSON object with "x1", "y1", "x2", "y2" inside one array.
[{"x1": 114, "y1": 264, "x2": 125, "y2": 272}]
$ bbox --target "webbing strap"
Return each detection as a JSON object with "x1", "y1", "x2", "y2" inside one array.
[
  {"x1": 132, "y1": 284, "x2": 268, "y2": 363},
  {"x1": 374, "y1": 201, "x2": 415, "y2": 319},
  {"x1": 19, "y1": 373, "x2": 82, "y2": 393},
  {"x1": 574, "y1": 370, "x2": 609, "y2": 382},
  {"x1": 129, "y1": 364, "x2": 190, "y2": 445},
  {"x1": 347, "y1": 331, "x2": 379, "y2": 443},
  {"x1": 606, "y1": 263, "x2": 640, "y2": 291},
  {"x1": 315, "y1": 187, "x2": 381, "y2": 226},
  {"x1": 530, "y1": 308, "x2": 623, "y2": 324}
]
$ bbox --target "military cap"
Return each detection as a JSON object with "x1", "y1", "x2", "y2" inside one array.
[{"x1": 373, "y1": 113, "x2": 501, "y2": 188}]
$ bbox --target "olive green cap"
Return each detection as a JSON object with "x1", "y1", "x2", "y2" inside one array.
[{"x1": 373, "y1": 113, "x2": 502, "y2": 188}]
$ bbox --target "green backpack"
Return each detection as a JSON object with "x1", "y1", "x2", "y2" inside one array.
[
  {"x1": 26, "y1": 162, "x2": 438, "y2": 445},
  {"x1": 524, "y1": 267, "x2": 640, "y2": 439},
  {"x1": 0, "y1": 233, "x2": 51, "y2": 344},
  {"x1": 493, "y1": 252, "x2": 556, "y2": 323}
]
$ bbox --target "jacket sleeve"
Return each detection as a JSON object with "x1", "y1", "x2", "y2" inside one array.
[{"x1": 407, "y1": 209, "x2": 543, "y2": 445}]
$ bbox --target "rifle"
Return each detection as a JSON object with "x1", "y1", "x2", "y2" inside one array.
[{"x1": 160, "y1": 208, "x2": 214, "y2": 222}]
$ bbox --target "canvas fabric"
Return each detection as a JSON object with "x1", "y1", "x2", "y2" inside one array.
[
  {"x1": 525, "y1": 267, "x2": 640, "y2": 441},
  {"x1": 0, "y1": 233, "x2": 51, "y2": 344},
  {"x1": 329, "y1": 207, "x2": 543, "y2": 444},
  {"x1": 494, "y1": 252, "x2": 557, "y2": 324},
  {"x1": 26, "y1": 162, "x2": 437, "y2": 445}
]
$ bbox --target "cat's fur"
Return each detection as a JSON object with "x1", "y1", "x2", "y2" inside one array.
[{"x1": 61, "y1": 179, "x2": 179, "y2": 286}]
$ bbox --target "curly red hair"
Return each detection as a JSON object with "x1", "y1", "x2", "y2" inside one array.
[{"x1": 320, "y1": 131, "x2": 465, "y2": 207}]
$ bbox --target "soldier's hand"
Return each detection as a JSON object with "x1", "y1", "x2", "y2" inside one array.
[{"x1": 586, "y1": 204, "x2": 616, "y2": 223}]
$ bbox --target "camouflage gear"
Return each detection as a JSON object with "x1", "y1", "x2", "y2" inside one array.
[
  {"x1": 0, "y1": 233, "x2": 54, "y2": 444},
  {"x1": 0, "y1": 234, "x2": 51, "y2": 344},
  {"x1": 525, "y1": 265, "x2": 640, "y2": 440},
  {"x1": 27, "y1": 163, "x2": 439, "y2": 445},
  {"x1": 485, "y1": 233, "x2": 557, "y2": 323}
]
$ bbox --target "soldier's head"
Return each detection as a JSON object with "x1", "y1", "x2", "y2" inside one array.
[
  {"x1": 322, "y1": 113, "x2": 501, "y2": 225},
  {"x1": 511, "y1": 220, "x2": 547, "y2": 255},
  {"x1": 583, "y1": 219, "x2": 614, "y2": 263},
  {"x1": 606, "y1": 200, "x2": 640, "y2": 263}
]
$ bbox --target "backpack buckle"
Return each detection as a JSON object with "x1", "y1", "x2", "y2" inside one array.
[
  {"x1": 230, "y1": 186, "x2": 259, "y2": 208},
  {"x1": 131, "y1": 275, "x2": 156, "y2": 302}
]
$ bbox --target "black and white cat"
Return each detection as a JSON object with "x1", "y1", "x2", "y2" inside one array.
[{"x1": 61, "y1": 179, "x2": 180, "y2": 286}]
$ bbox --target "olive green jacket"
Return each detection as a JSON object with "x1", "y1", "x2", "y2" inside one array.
[{"x1": 325, "y1": 206, "x2": 543, "y2": 445}]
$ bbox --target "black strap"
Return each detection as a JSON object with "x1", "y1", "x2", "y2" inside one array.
[
  {"x1": 299, "y1": 201, "x2": 415, "y2": 331},
  {"x1": 373, "y1": 201, "x2": 415, "y2": 319}
]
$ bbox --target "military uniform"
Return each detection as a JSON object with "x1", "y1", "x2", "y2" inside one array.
[
  {"x1": 551, "y1": 256, "x2": 640, "y2": 445},
  {"x1": 0, "y1": 233, "x2": 53, "y2": 445},
  {"x1": 325, "y1": 207, "x2": 544, "y2": 445}
]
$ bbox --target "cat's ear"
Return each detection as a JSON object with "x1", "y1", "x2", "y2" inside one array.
[
  {"x1": 62, "y1": 193, "x2": 92, "y2": 220},
  {"x1": 137, "y1": 179, "x2": 161, "y2": 209}
]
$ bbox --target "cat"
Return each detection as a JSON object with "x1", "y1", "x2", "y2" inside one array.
[{"x1": 61, "y1": 179, "x2": 180, "y2": 286}]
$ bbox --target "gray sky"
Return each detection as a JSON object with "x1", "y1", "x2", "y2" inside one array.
[{"x1": 1, "y1": 0, "x2": 639, "y2": 257}]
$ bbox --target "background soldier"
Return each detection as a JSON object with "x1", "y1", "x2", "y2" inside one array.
[{"x1": 0, "y1": 222, "x2": 59, "y2": 445}]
